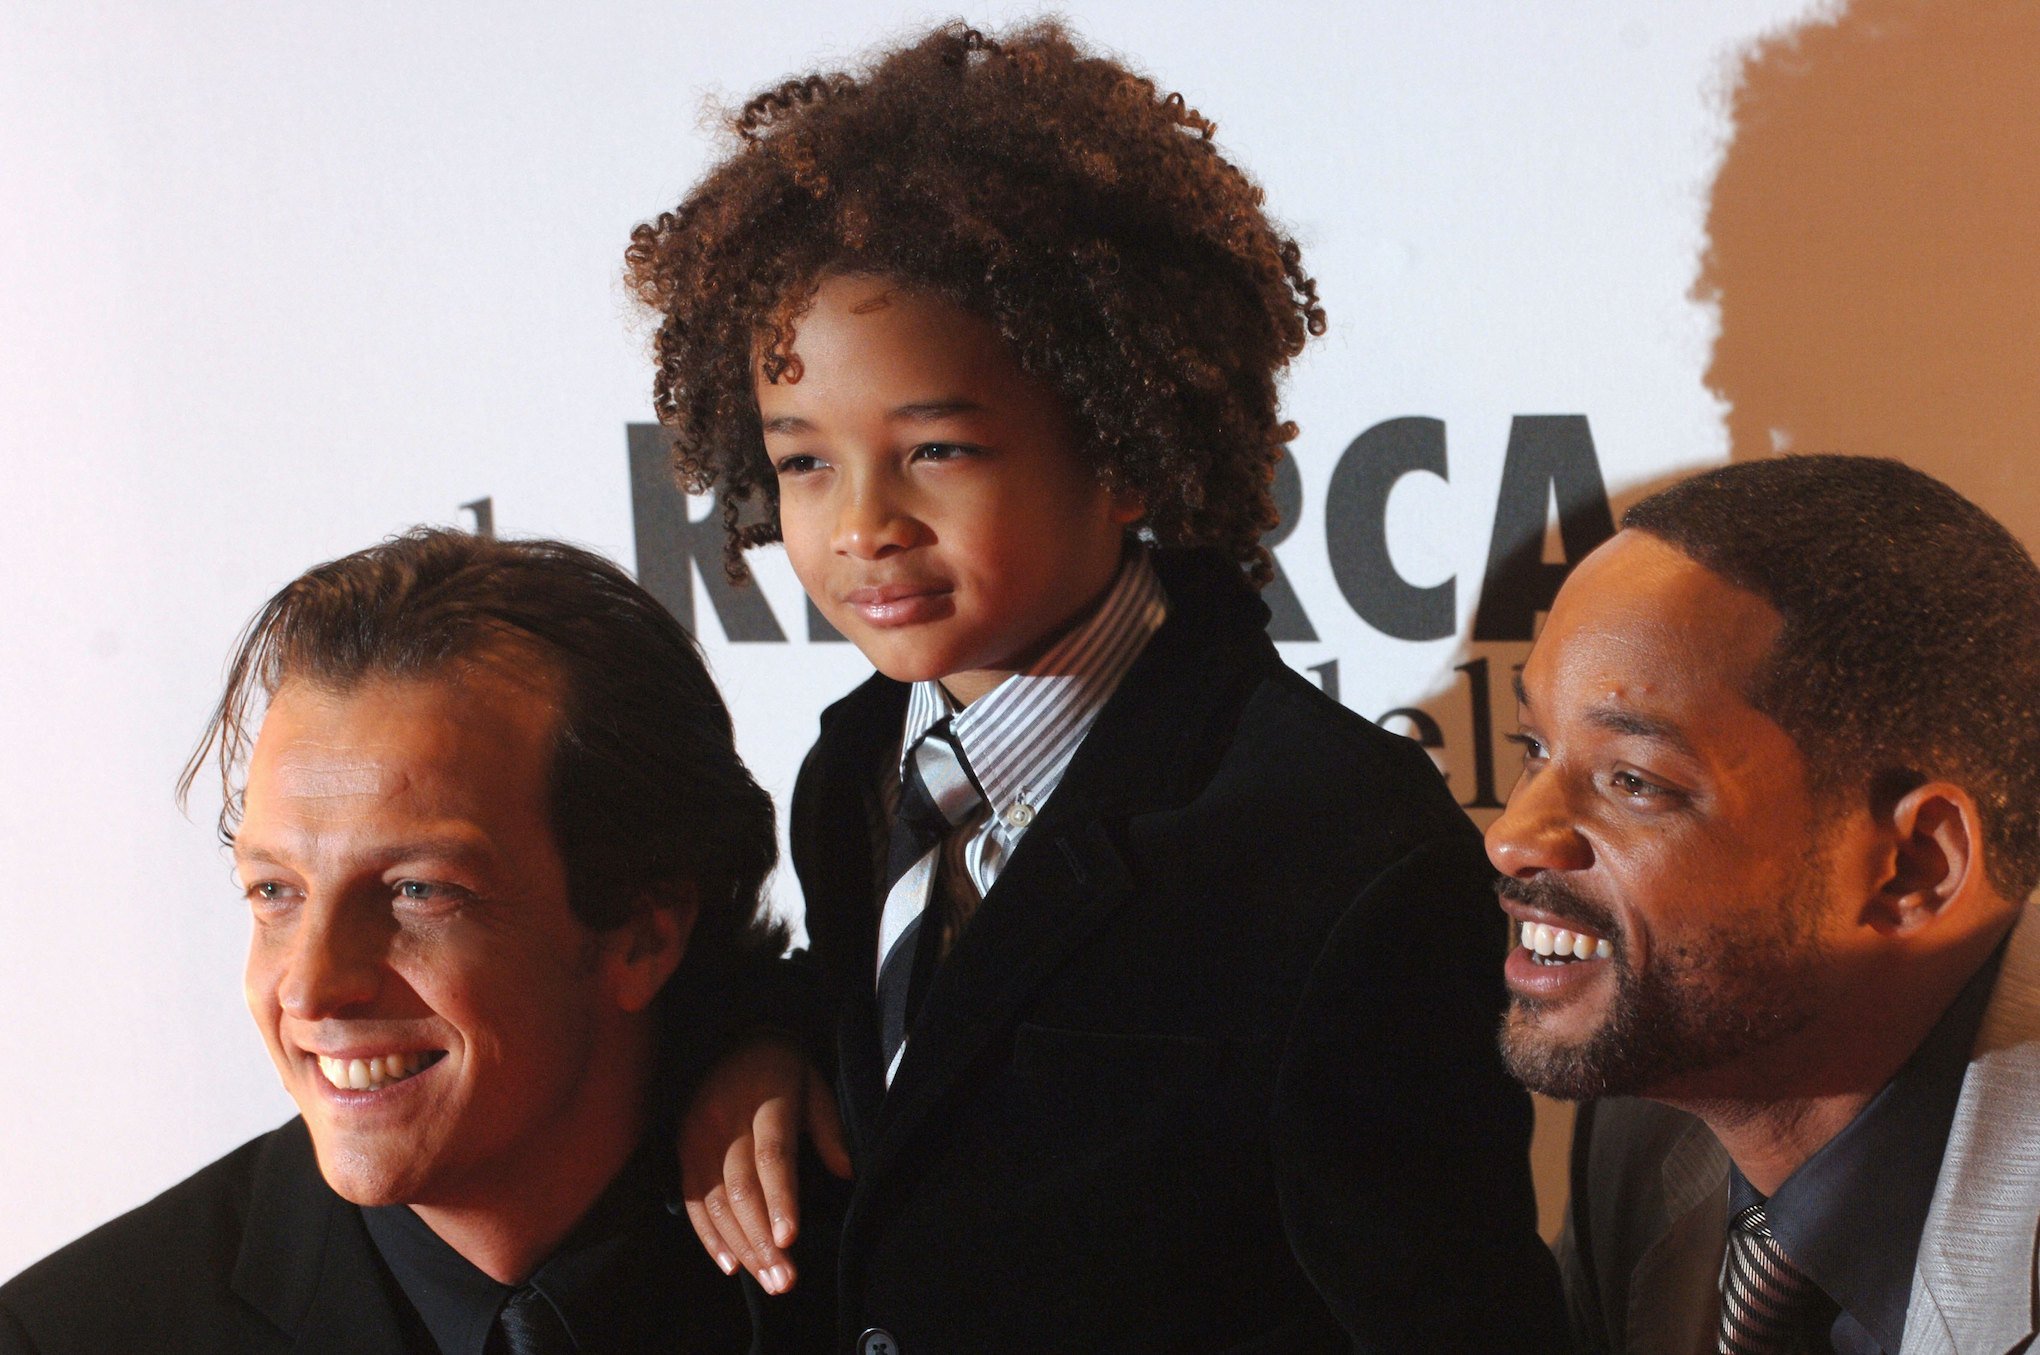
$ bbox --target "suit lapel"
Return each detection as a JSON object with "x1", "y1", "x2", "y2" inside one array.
[
  {"x1": 861, "y1": 815, "x2": 1135, "y2": 1173},
  {"x1": 1625, "y1": 1117, "x2": 1730, "y2": 1355},
  {"x1": 1904, "y1": 902, "x2": 2040, "y2": 1355},
  {"x1": 800, "y1": 674, "x2": 907, "y2": 1160},
  {"x1": 839, "y1": 550, "x2": 1269, "y2": 1253},
  {"x1": 232, "y1": 1119, "x2": 415, "y2": 1353}
]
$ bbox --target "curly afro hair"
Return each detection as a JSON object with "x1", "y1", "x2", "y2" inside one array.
[{"x1": 624, "y1": 19, "x2": 1325, "y2": 585}]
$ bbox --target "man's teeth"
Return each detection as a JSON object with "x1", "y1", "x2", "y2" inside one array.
[
  {"x1": 316, "y1": 1051, "x2": 438, "y2": 1091},
  {"x1": 1519, "y1": 920, "x2": 1613, "y2": 963}
]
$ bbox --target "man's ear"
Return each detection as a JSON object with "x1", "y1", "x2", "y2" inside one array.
[
  {"x1": 605, "y1": 880, "x2": 698, "y2": 1014},
  {"x1": 1868, "y1": 781, "x2": 1985, "y2": 935}
]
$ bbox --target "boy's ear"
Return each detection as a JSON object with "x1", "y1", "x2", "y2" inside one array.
[
  {"x1": 1108, "y1": 485, "x2": 1146, "y2": 527},
  {"x1": 603, "y1": 880, "x2": 699, "y2": 1014},
  {"x1": 1864, "y1": 780, "x2": 1985, "y2": 935}
]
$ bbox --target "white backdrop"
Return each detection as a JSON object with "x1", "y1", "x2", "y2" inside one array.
[{"x1": 0, "y1": 0, "x2": 1830, "y2": 1275}]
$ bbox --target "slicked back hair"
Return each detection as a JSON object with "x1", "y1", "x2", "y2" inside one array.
[
  {"x1": 181, "y1": 528, "x2": 784, "y2": 975},
  {"x1": 1624, "y1": 455, "x2": 2040, "y2": 899}
]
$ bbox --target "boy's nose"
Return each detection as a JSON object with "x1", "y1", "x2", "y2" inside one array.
[{"x1": 833, "y1": 482, "x2": 918, "y2": 559}]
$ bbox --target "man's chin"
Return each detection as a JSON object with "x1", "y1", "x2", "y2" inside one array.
[
  {"x1": 1499, "y1": 1004, "x2": 1624, "y2": 1102},
  {"x1": 306, "y1": 1131, "x2": 430, "y2": 1208}
]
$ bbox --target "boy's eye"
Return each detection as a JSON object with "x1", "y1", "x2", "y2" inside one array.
[
  {"x1": 772, "y1": 453, "x2": 826, "y2": 476},
  {"x1": 911, "y1": 442, "x2": 980, "y2": 463}
]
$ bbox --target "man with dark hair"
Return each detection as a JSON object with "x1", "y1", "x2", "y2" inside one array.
[
  {"x1": 1490, "y1": 455, "x2": 2040, "y2": 1355},
  {"x1": 0, "y1": 528, "x2": 812, "y2": 1354}
]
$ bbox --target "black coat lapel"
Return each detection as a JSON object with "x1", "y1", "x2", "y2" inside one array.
[
  {"x1": 842, "y1": 550, "x2": 1271, "y2": 1245},
  {"x1": 232, "y1": 1119, "x2": 415, "y2": 1354},
  {"x1": 796, "y1": 675, "x2": 909, "y2": 1160}
]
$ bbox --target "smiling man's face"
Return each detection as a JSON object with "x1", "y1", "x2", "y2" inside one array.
[
  {"x1": 1486, "y1": 530, "x2": 1866, "y2": 1102},
  {"x1": 234, "y1": 660, "x2": 637, "y2": 1210}
]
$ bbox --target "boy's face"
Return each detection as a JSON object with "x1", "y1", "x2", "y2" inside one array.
[{"x1": 758, "y1": 274, "x2": 1141, "y2": 704}]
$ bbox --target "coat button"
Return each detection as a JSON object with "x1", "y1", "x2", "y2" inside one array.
[{"x1": 856, "y1": 1328, "x2": 898, "y2": 1355}]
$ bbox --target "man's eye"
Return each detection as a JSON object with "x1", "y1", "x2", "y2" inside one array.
[
  {"x1": 1503, "y1": 732, "x2": 1547, "y2": 762},
  {"x1": 1609, "y1": 770, "x2": 1665, "y2": 798},
  {"x1": 394, "y1": 880, "x2": 465, "y2": 906},
  {"x1": 244, "y1": 880, "x2": 298, "y2": 910}
]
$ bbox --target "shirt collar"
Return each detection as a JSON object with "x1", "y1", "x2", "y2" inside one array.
[
  {"x1": 900, "y1": 548, "x2": 1167, "y2": 825},
  {"x1": 361, "y1": 1197, "x2": 505, "y2": 1355},
  {"x1": 362, "y1": 1145, "x2": 681, "y2": 1355},
  {"x1": 1728, "y1": 941, "x2": 2007, "y2": 1354}
]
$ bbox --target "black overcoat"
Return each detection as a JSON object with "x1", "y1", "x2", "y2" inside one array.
[{"x1": 789, "y1": 549, "x2": 1568, "y2": 1354}]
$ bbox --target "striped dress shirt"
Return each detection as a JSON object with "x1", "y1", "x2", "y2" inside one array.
[{"x1": 878, "y1": 547, "x2": 1168, "y2": 972}]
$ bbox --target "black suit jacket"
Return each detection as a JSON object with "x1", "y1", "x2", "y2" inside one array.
[
  {"x1": 0, "y1": 1117, "x2": 778, "y2": 1355},
  {"x1": 0, "y1": 1119, "x2": 427, "y2": 1354},
  {"x1": 789, "y1": 550, "x2": 1567, "y2": 1354}
]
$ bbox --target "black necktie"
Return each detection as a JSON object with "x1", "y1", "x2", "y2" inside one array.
[
  {"x1": 875, "y1": 718, "x2": 982, "y2": 1085},
  {"x1": 1716, "y1": 1203, "x2": 1830, "y2": 1354},
  {"x1": 487, "y1": 1284, "x2": 575, "y2": 1355}
]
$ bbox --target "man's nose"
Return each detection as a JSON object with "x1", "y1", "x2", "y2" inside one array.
[
  {"x1": 275, "y1": 898, "x2": 386, "y2": 1020},
  {"x1": 831, "y1": 474, "x2": 917, "y2": 559},
  {"x1": 1485, "y1": 768, "x2": 1593, "y2": 878}
]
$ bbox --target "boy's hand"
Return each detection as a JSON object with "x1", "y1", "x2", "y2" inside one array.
[{"x1": 678, "y1": 1034, "x2": 851, "y2": 1294}]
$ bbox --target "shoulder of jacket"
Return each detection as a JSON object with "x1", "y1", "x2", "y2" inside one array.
[{"x1": 0, "y1": 1121, "x2": 298, "y2": 1313}]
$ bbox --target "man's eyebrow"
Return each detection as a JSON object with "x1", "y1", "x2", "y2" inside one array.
[
  {"x1": 230, "y1": 839, "x2": 494, "y2": 868},
  {"x1": 1584, "y1": 705, "x2": 1698, "y2": 755},
  {"x1": 376, "y1": 841, "x2": 495, "y2": 867},
  {"x1": 1512, "y1": 673, "x2": 1530, "y2": 710}
]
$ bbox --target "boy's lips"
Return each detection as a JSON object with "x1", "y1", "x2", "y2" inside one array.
[{"x1": 841, "y1": 582, "x2": 954, "y2": 627}]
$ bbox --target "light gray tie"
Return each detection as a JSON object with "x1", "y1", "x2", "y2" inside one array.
[{"x1": 874, "y1": 719, "x2": 981, "y2": 1086}]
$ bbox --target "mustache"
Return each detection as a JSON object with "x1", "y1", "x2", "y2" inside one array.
[{"x1": 1493, "y1": 874, "x2": 1622, "y2": 942}]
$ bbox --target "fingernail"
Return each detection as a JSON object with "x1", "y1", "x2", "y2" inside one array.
[
  {"x1": 773, "y1": 1217, "x2": 794, "y2": 1247},
  {"x1": 765, "y1": 1265, "x2": 788, "y2": 1293},
  {"x1": 715, "y1": 1251, "x2": 736, "y2": 1275}
]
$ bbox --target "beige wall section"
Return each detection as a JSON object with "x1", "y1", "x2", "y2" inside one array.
[
  {"x1": 1531, "y1": 1096, "x2": 1575, "y2": 1243},
  {"x1": 1702, "y1": 0, "x2": 2040, "y2": 552}
]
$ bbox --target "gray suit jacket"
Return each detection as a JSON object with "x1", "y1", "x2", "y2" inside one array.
[{"x1": 1560, "y1": 902, "x2": 2040, "y2": 1355}]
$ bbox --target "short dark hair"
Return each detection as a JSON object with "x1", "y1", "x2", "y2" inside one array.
[
  {"x1": 1624, "y1": 455, "x2": 2040, "y2": 898},
  {"x1": 624, "y1": 18, "x2": 1325, "y2": 586},
  {"x1": 180, "y1": 528, "x2": 784, "y2": 973}
]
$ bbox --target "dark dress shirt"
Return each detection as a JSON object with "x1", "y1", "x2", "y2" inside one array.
[
  {"x1": 1726, "y1": 946, "x2": 2005, "y2": 1355},
  {"x1": 362, "y1": 1145, "x2": 754, "y2": 1355}
]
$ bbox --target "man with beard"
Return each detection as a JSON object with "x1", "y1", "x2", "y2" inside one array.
[{"x1": 1488, "y1": 456, "x2": 2040, "y2": 1355}]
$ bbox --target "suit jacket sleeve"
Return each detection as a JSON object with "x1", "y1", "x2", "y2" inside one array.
[
  {"x1": 1556, "y1": 1099, "x2": 1612, "y2": 1355},
  {"x1": 0, "y1": 1302, "x2": 39, "y2": 1355},
  {"x1": 1268, "y1": 820, "x2": 1569, "y2": 1355}
]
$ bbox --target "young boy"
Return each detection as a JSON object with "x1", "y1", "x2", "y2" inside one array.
[{"x1": 627, "y1": 22, "x2": 1565, "y2": 1353}]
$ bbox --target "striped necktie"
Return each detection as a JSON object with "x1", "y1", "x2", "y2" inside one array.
[
  {"x1": 1716, "y1": 1203, "x2": 1829, "y2": 1354},
  {"x1": 876, "y1": 718, "x2": 983, "y2": 1086}
]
